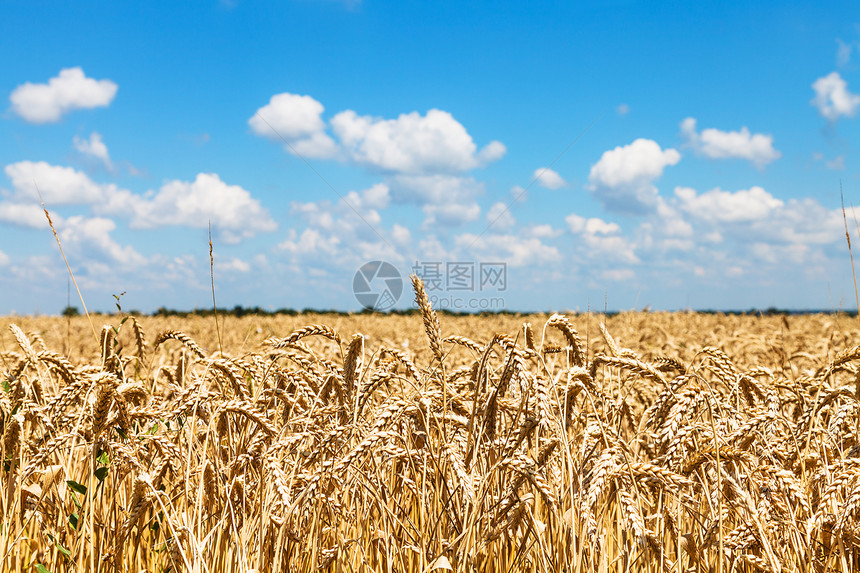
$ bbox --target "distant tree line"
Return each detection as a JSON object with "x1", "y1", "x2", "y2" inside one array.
[
  {"x1": 59, "y1": 304, "x2": 529, "y2": 317},
  {"x1": 58, "y1": 304, "x2": 856, "y2": 317}
]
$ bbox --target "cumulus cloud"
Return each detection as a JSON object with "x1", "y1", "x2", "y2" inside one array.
[
  {"x1": 279, "y1": 183, "x2": 409, "y2": 266},
  {"x1": 527, "y1": 224, "x2": 562, "y2": 239},
  {"x1": 5, "y1": 161, "x2": 108, "y2": 204},
  {"x1": 73, "y1": 132, "x2": 112, "y2": 169},
  {"x1": 811, "y1": 72, "x2": 860, "y2": 120},
  {"x1": 749, "y1": 198, "x2": 847, "y2": 246},
  {"x1": 455, "y1": 233, "x2": 561, "y2": 267},
  {"x1": 277, "y1": 228, "x2": 342, "y2": 257},
  {"x1": 218, "y1": 257, "x2": 251, "y2": 273},
  {"x1": 386, "y1": 174, "x2": 485, "y2": 227},
  {"x1": 0, "y1": 203, "x2": 55, "y2": 229},
  {"x1": 423, "y1": 202, "x2": 481, "y2": 228},
  {"x1": 601, "y1": 269, "x2": 635, "y2": 282},
  {"x1": 291, "y1": 183, "x2": 389, "y2": 236},
  {"x1": 635, "y1": 199, "x2": 694, "y2": 253},
  {"x1": 102, "y1": 173, "x2": 276, "y2": 244},
  {"x1": 533, "y1": 167, "x2": 566, "y2": 189},
  {"x1": 673, "y1": 185, "x2": 853, "y2": 250},
  {"x1": 749, "y1": 243, "x2": 812, "y2": 266},
  {"x1": 566, "y1": 213, "x2": 639, "y2": 263},
  {"x1": 249, "y1": 93, "x2": 337, "y2": 158},
  {"x1": 674, "y1": 186, "x2": 784, "y2": 223},
  {"x1": 476, "y1": 141, "x2": 507, "y2": 164},
  {"x1": 0, "y1": 250, "x2": 8, "y2": 267},
  {"x1": 510, "y1": 185, "x2": 528, "y2": 203},
  {"x1": 486, "y1": 201, "x2": 516, "y2": 231},
  {"x1": 587, "y1": 138, "x2": 680, "y2": 214},
  {"x1": 3, "y1": 162, "x2": 272, "y2": 244},
  {"x1": 331, "y1": 108, "x2": 505, "y2": 174},
  {"x1": 249, "y1": 94, "x2": 506, "y2": 236},
  {"x1": 59, "y1": 216, "x2": 146, "y2": 267},
  {"x1": 10, "y1": 67, "x2": 118, "y2": 123},
  {"x1": 250, "y1": 93, "x2": 506, "y2": 179},
  {"x1": 346, "y1": 182, "x2": 390, "y2": 211},
  {"x1": 391, "y1": 223, "x2": 411, "y2": 245},
  {"x1": 680, "y1": 118, "x2": 781, "y2": 168},
  {"x1": 812, "y1": 152, "x2": 847, "y2": 171},
  {"x1": 277, "y1": 222, "x2": 403, "y2": 267},
  {"x1": 566, "y1": 214, "x2": 621, "y2": 236},
  {"x1": 413, "y1": 235, "x2": 444, "y2": 261}
]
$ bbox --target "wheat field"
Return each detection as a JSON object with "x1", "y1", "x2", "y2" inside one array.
[{"x1": 2, "y1": 278, "x2": 860, "y2": 572}]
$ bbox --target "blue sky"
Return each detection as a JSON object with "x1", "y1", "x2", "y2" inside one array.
[{"x1": 1, "y1": 1, "x2": 859, "y2": 314}]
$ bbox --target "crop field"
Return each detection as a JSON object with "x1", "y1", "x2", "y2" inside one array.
[{"x1": 2, "y1": 278, "x2": 860, "y2": 572}]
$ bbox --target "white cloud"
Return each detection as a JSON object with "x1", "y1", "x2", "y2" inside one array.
[
  {"x1": 749, "y1": 198, "x2": 847, "y2": 245},
  {"x1": 749, "y1": 243, "x2": 811, "y2": 266},
  {"x1": 587, "y1": 138, "x2": 680, "y2": 214},
  {"x1": 417, "y1": 235, "x2": 447, "y2": 260},
  {"x1": 391, "y1": 224, "x2": 411, "y2": 245},
  {"x1": 331, "y1": 108, "x2": 504, "y2": 174},
  {"x1": 249, "y1": 93, "x2": 337, "y2": 158},
  {"x1": 344, "y1": 182, "x2": 390, "y2": 211},
  {"x1": 0, "y1": 202, "x2": 56, "y2": 229},
  {"x1": 602, "y1": 269, "x2": 635, "y2": 282},
  {"x1": 218, "y1": 257, "x2": 251, "y2": 273},
  {"x1": 655, "y1": 199, "x2": 694, "y2": 238},
  {"x1": 108, "y1": 173, "x2": 277, "y2": 244},
  {"x1": 635, "y1": 199, "x2": 695, "y2": 254},
  {"x1": 386, "y1": 174, "x2": 486, "y2": 227},
  {"x1": 277, "y1": 228, "x2": 342, "y2": 257},
  {"x1": 3, "y1": 162, "x2": 271, "y2": 244},
  {"x1": 59, "y1": 216, "x2": 146, "y2": 267},
  {"x1": 277, "y1": 219, "x2": 404, "y2": 267},
  {"x1": 510, "y1": 185, "x2": 528, "y2": 203},
  {"x1": 249, "y1": 94, "x2": 506, "y2": 234},
  {"x1": 589, "y1": 139, "x2": 680, "y2": 189},
  {"x1": 486, "y1": 202, "x2": 515, "y2": 231},
  {"x1": 250, "y1": 93, "x2": 326, "y2": 138},
  {"x1": 477, "y1": 140, "x2": 507, "y2": 164},
  {"x1": 6, "y1": 255, "x2": 61, "y2": 285},
  {"x1": 5, "y1": 161, "x2": 107, "y2": 204},
  {"x1": 812, "y1": 152, "x2": 847, "y2": 171},
  {"x1": 456, "y1": 233, "x2": 561, "y2": 267},
  {"x1": 675, "y1": 186, "x2": 784, "y2": 223},
  {"x1": 0, "y1": 250, "x2": 9, "y2": 267},
  {"x1": 73, "y1": 132, "x2": 112, "y2": 169},
  {"x1": 673, "y1": 185, "x2": 853, "y2": 250},
  {"x1": 811, "y1": 72, "x2": 860, "y2": 120},
  {"x1": 565, "y1": 213, "x2": 620, "y2": 235},
  {"x1": 566, "y1": 213, "x2": 639, "y2": 264},
  {"x1": 423, "y1": 202, "x2": 481, "y2": 228},
  {"x1": 533, "y1": 167, "x2": 566, "y2": 189},
  {"x1": 291, "y1": 183, "x2": 391, "y2": 238},
  {"x1": 527, "y1": 224, "x2": 561, "y2": 239},
  {"x1": 279, "y1": 183, "x2": 408, "y2": 268},
  {"x1": 680, "y1": 118, "x2": 781, "y2": 168},
  {"x1": 292, "y1": 202, "x2": 335, "y2": 230},
  {"x1": 827, "y1": 155, "x2": 845, "y2": 170},
  {"x1": 10, "y1": 67, "x2": 117, "y2": 123}
]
